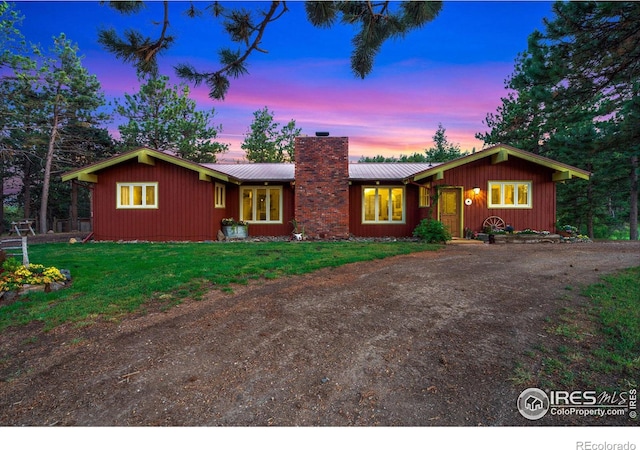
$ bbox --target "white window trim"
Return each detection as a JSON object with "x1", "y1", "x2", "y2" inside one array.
[
  {"x1": 240, "y1": 186, "x2": 283, "y2": 224},
  {"x1": 214, "y1": 182, "x2": 226, "y2": 208},
  {"x1": 116, "y1": 182, "x2": 158, "y2": 209},
  {"x1": 362, "y1": 186, "x2": 406, "y2": 224},
  {"x1": 488, "y1": 181, "x2": 532, "y2": 209}
]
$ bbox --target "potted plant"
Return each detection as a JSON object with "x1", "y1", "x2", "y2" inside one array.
[{"x1": 221, "y1": 218, "x2": 248, "y2": 239}]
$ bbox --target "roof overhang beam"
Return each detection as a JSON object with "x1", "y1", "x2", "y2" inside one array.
[
  {"x1": 77, "y1": 173, "x2": 98, "y2": 183},
  {"x1": 553, "y1": 170, "x2": 579, "y2": 182},
  {"x1": 137, "y1": 152, "x2": 155, "y2": 166},
  {"x1": 491, "y1": 149, "x2": 508, "y2": 164}
]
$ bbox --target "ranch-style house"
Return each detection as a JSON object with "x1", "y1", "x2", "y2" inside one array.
[{"x1": 61, "y1": 135, "x2": 591, "y2": 241}]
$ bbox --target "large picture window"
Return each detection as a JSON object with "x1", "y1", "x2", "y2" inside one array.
[
  {"x1": 240, "y1": 186, "x2": 282, "y2": 223},
  {"x1": 363, "y1": 186, "x2": 405, "y2": 223},
  {"x1": 117, "y1": 182, "x2": 158, "y2": 209},
  {"x1": 488, "y1": 181, "x2": 532, "y2": 208}
]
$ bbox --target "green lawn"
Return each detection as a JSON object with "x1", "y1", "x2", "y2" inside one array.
[
  {"x1": 511, "y1": 266, "x2": 640, "y2": 392},
  {"x1": 0, "y1": 240, "x2": 440, "y2": 331}
]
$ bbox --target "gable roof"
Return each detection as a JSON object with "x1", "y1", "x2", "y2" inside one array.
[
  {"x1": 60, "y1": 147, "x2": 441, "y2": 184},
  {"x1": 61, "y1": 144, "x2": 591, "y2": 185},
  {"x1": 61, "y1": 148, "x2": 239, "y2": 184},
  {"x1": 409, "y1": 144, "x2": 591, "y2": 182}
]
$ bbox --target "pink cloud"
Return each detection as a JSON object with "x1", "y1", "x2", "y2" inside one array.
[
  {"x1": 88, "y1": 53, "x2": 513, "y2": 161},
  {"x1": 209, "y1": 58, "x2": 510, "y2": 159}
]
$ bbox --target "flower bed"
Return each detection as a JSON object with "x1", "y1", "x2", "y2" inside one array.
[{"x1": 0, "y1": 258, "x2": 69, "y2": 304}]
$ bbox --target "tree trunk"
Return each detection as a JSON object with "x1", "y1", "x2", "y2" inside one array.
[
  {"x1": 40, "y1": 115, "x2": 58, "y2": 234},
  {"x1": 23, "y1": 160, "x2": 32, "y2": 220},
  {"x1": 630, "y1": 154, "x2": 638, "y2": 240},
  {"x1": 0, "y1": 159, "x2": 4, "y2": 235},
  {"x1": 71, "y1": 180, "x2": 78, "y2": 231},
  {"x1": 586, "y1": 181, "x2": 594, "y2": 239}
]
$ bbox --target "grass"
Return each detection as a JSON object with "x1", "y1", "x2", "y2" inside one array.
[
  {"x1": 511, "y1": 266, "x2": 640, "y2": 392},
  {"x1": 583, "y1": 268, "x2": 640, "y2": 376},
  {"x1": 0, "y1": 240, "x2": 440, "y2": 332}
]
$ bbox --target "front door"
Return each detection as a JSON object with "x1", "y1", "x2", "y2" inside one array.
[{"x1": 439, "y1": 188, "x2": 462, "y2": 238}]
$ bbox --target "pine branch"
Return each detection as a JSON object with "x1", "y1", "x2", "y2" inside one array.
[{"x1": 176, "y1": 1, "x2": 287, "y2": 100}]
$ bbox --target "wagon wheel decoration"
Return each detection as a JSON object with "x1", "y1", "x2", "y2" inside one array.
[{"x1": 483, "y1": 216, "x2": 506, "y2": 232}]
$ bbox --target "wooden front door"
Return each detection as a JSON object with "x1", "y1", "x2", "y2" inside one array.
[{"x1": 439, "y1": 188, "x2": 462, "y2": 238}]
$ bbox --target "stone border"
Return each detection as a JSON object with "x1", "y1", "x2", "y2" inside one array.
[{"x1": 473, "y1": 233, "x2": 591, "y2": 244}]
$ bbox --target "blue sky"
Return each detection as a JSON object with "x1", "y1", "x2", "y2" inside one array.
[{"x1": 12, "y1": 1, "x2": 555, "y2": 161}]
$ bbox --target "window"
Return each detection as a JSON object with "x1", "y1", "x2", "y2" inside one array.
[
  {"x1": 363, "y1": 186, "x2": 405, "y2": 223},
  {"x1": 117, "y1": 182, "x2": 158, "y2": 209},
  {"x1": 419, "y1": 186, "x2": 430, "y2": 208},
  {"x1": 240, "y1": 186, "x2": 282, "y2": 223},
  {"x1": 488, "y1": 181, "x2": 532, "y2": 208},
  {"x1": 214, "y1": 183, "x2": 226, "y2": 208}
]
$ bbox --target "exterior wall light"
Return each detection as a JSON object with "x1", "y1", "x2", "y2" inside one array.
[{"x1": 473, "y1": 186, "x2": 481, "y2": 195}]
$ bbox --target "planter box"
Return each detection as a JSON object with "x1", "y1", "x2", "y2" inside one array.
[{"x1": 222, "y1": 225, "x2": 248, "y2": 239}]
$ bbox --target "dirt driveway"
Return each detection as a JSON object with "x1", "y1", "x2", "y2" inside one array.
[{"x1": 0, "y1": 241, "x2": 638, "y2": 426}]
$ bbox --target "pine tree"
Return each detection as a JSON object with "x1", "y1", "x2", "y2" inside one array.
[
  {"x1": 478, "y1": 2, "x2": 640, "y2": 239},
  {"x1": 115, "y1": 73, "x2": 229, "y2": 163},
  {"x1": 37, "y1": 34, "x2": 108, "y2": 234},
  {"x1": 241, "y1": 107, "x2": 300, "y2": 163},
  {"x1": 2, "y1": 6, "x2": 112, "y2": 233},
  {"x1": 424, "y1": 124, "x2": 466, "y2": 162}
]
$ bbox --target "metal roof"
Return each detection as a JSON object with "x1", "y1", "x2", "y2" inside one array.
[
  {"x1": 348, "y1": 163, "x2": 441, "y2": 180},
  {"x1": 204, "y1": 162, "x2": 441, "y2": 182},
  {"x1": 61, "y1": 144, "x2": 590, "y2": 185},
  {"x1": 202, "y1": 163, "x2": 295, "y2": 181}
]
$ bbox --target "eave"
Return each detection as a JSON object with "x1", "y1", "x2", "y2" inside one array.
[
  {"x1": 410, "y1": 144, "x2": 591, "y2": 183},
  {"x1": 61, "y1": 148, "x2": 238, "y2": 184}
]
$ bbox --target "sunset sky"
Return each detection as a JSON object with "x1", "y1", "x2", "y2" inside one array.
[{"x1": 13, "y1": 1, "x2": 554, "y2": 161}]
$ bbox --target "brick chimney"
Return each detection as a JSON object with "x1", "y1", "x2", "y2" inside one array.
[{"x1": 294, "y1": 135, "x2": 350, "y2": 239}]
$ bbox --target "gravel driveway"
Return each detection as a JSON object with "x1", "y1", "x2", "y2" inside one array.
[{"x1": 1, "y1": 241, "x2": 638, "y2": 426}]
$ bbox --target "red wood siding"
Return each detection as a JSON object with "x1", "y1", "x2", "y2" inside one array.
[
  {"x1": 93, "y1": 159, "x2": 218, "y2": 241},
  {"x1": 431, "y1": 157, "x2": 557, "y2": 234},
  {"x1": 223, "y1": 184, "x2": 295, "y2": 237},
  {"x1": 349, "y1": 182, "x2": 430, "y2": 237},
  {"x1": 89, "y1": 152, "x2": 559, "y2": 240}
]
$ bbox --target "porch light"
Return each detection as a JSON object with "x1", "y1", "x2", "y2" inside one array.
[{"x1": 473, "y1": 186, "x2": 481, "y2": 195}]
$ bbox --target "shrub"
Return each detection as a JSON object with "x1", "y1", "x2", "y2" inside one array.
[{"x1": 413, "y1": 219, "x2": 451, "y2": 243}]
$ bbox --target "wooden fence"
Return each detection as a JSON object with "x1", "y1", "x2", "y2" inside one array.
[{"x1": 1, "y1": 236, "x2": 29, "y2": 267}]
